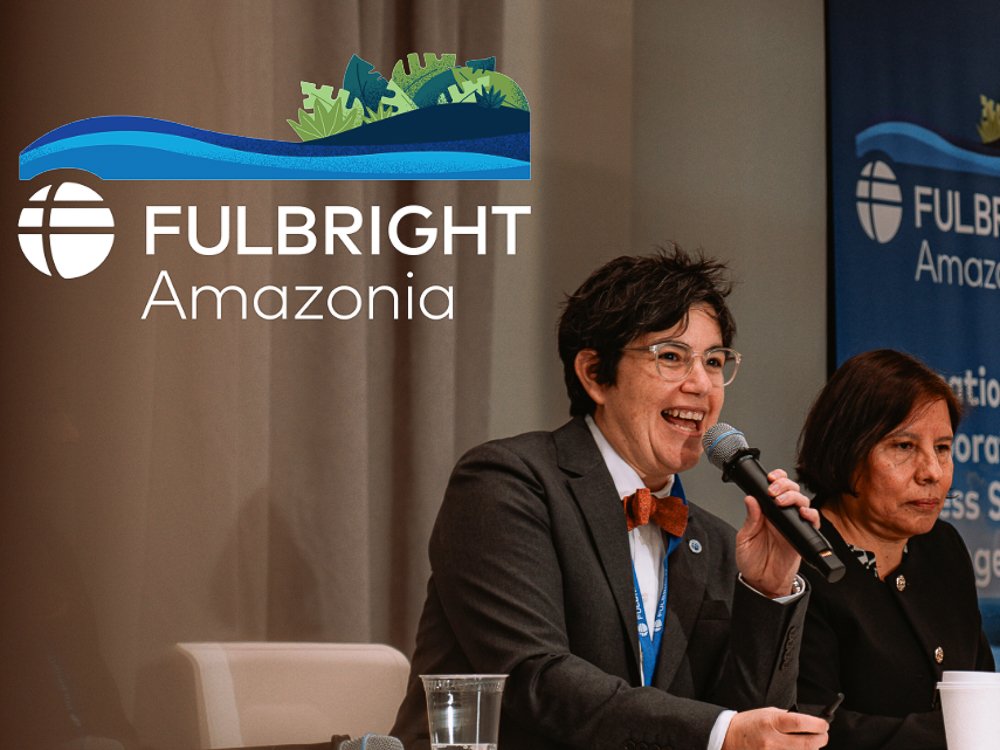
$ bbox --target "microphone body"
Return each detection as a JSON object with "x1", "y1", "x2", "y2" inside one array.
[
  {"x1": 339, "y1": 734, "x2": 404, "y2": 750},
  {"x1": 703, "y1": 423, "x2": 846, "y2": 583}
]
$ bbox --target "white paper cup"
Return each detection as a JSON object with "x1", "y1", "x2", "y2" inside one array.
[
  {"x1": 941, "y1": 670, "x2": 1000, "y2": 684},
  {"x1": 937, "y1": 683, "x2": 1000, "y2": 750}
]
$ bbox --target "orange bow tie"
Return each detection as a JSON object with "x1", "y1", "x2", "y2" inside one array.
[{"x1": 623, "y1": 488, "x2": 688, "y2": 537}]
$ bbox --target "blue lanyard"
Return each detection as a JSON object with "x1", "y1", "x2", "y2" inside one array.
[
  {"x1": 632, "y1": 560, "x2": 668, "y2": 686},
  {"x1": 631, "y1": 476, "x2": 686, "y2": 686}
]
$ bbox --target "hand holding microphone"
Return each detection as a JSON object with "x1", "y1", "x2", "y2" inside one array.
[{"x1": 703, "y1": 423, "x2": 845, "y2": 587}]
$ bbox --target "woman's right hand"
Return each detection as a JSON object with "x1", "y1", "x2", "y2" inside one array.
[{"x1": 723, "y1": 707, "x2": 829, "y2": 750}]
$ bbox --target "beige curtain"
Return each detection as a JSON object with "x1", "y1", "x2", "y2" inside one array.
[
  {"x1": 2, "y1": 2, "x2": 506, "y2": 747},
  {"x1": 2, "y1": 1, "x2": 832, "y2": 748}
]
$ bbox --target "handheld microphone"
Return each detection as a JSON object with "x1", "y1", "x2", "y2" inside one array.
[
  {"x1": 703, "y1": 423, "x2": 845, "y2": 584},
  {"x1": 338, "y1": 734, "x2": 404, "y2": 750}
]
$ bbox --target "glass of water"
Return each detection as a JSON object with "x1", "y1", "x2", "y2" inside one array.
[{"x1": 421, "y1": 674, "x2": 507, "y2": 750}]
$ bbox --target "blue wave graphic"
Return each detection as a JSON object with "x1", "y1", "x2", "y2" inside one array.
[
  {"x1": 20, "y1": 115, "x2": 530, "y2": 180},
  {"x1": 856, "y1": 121, "x2": 1000, "y2": 178}
]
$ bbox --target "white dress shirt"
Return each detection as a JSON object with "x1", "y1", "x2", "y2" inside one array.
[{"x1": 585, "y1": 415, "x2": 739, "y2": 750}]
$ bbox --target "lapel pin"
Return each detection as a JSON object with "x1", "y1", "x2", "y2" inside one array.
[{"x1": 689, "y1": 539, "x2": 702, "y2": 554}]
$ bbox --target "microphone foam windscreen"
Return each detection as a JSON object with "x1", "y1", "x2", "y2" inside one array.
[
  {"x1": 702, "y1": 422, "x2": 749, "y2": 470},
  {"x1": 338, "y1": 734, "x2": 404, "y2": 750}
]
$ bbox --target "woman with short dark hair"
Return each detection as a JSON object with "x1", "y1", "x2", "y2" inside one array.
[
  {"x1": 392, "y1": 246, "x2": 828, "y2": 750},
  {"x1": 795, "y1": 349, "x2": 994, "y2": 750}
]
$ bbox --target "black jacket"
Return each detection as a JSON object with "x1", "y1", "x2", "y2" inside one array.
[{"x1": 798, "y1": 515, "x2": 995, "y2": 750}]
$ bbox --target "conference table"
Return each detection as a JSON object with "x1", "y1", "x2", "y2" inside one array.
[{"x1": 218, "y1": 737, "x2": 349, "y2": 750}]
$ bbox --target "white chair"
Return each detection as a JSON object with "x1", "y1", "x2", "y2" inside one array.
[{"x1": 176, "y1": 642, "x2": 411, "y2": 749}]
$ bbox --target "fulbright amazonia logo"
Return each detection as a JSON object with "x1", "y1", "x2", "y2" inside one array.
[
  {"x1": 855, "y1": 160, "x2": 903, "y2": 244},
  {"x1": 19, "y1": 53, "x2": 530, "y2": 182},
  {"x1": 18, "y1": 182, "x2": 114, "y2": 279}
]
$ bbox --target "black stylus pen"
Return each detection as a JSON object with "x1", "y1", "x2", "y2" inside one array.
[
  {"x1": 790, "y1": 693, "x2": 845, "y2": 732},
  {"x1": 821, "y1": 693, "x2": 845, "y2": 723}
]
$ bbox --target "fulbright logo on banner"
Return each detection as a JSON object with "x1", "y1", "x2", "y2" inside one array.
[
  {"x1": 18, "y1": 53, "x2": 530, "y2": 182},
  {"x1": 853, "y1": 92, "x2": 1000, "y2": 247},
  {"x1": 17, "y1": 182, "x2": 115, "y2": 279},
  {"x1": 855, "y1": 160, "x2": 903, "y2": 244}
]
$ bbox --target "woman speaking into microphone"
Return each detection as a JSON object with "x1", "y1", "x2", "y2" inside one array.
[{"x1": 794, "y1": 349, "x2": 995, "y2": 750}]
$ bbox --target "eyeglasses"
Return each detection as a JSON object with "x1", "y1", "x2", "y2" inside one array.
[{"x1": 621, "y1": 341, "x2": 742, "y2": 386}]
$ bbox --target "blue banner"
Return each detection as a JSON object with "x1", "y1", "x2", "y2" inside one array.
[{"x1": 828, "y1": 0, "x2": 1000, "y2": 646}]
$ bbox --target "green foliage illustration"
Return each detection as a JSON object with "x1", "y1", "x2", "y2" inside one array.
[
  {"x1": 391, "y1": 53, "x2": 458, "y2": 101},
  {"x1": 448, "y1": 68, "x2": 528, "y2": 110},
  {"x1": 301, "y1": 81, "x2": 336, "y2": 110},
  {"x1": 407, "y1": 67, "x2": 465, "y2": 109},
  {"x1": 343, "y1": 54, "x2": 391, "y2": 113},
  {"x1": 464, "y1": 56, "x2": 496, "y2": 72},
  {"x1": 287, "y1": 84, "x2": 363, "y2": 141},
  {"x1": 475, "y1": 84, "x2": 507, "y2": 109},
  {"x1": 364, "y1": 103, "x2": 396, "y2": 123},
  {"x1": 382, "y1": 80, "x2": 417, "y2": 115},
  {"x1": 978, "y1": 94, "x2": 1000, "y2": 144},
  {"x1": 286, "y1": 53, "x2": 529, "y2": 142},
  {"x1": 447, "y1": 76, "x2": 493, "y2": 105}
]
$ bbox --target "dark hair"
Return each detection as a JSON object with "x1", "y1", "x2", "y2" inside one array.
[
  {"x1": 796, "y1": 349, "x2": 963, "y2": 505},
  {"x1": 557, "y1": 244, "x2": 736, "y2": 417}
]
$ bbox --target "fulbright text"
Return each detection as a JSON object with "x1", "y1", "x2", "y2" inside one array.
[{"x1": 145, "y1": 205, "x2": 531, "y2": 256}]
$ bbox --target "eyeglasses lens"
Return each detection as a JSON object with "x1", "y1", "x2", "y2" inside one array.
[{"x1": 654, "y1": 344, "x2": 738, "y2": 385}]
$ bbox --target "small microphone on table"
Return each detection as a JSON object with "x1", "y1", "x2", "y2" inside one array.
[
  {"x1": 703, "y1": 422, "x2": 845, "y2": 584},
  {"x1": 339, "y1": 734, "x2": 404, "y2": 750}
]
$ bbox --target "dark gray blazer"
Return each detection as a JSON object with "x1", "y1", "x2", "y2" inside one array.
[{"x1": 392, "y1": 418, "x2": 807, "y2": 750}]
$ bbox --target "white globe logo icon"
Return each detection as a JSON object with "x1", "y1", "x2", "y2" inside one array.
[
  {"x1": 18, "y1": 182, "x2": 115, "y2": 278},
  {"x1": 856, "y1": 160, "x2": 902, "y2": 243}
]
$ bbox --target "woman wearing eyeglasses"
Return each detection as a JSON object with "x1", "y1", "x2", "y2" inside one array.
[
  {"x1": 795, "y1": 349, "x2": 995, "y2": 750},
  {"x1": 392, "y1": 247, "x2": 828, "y2": 750}
]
